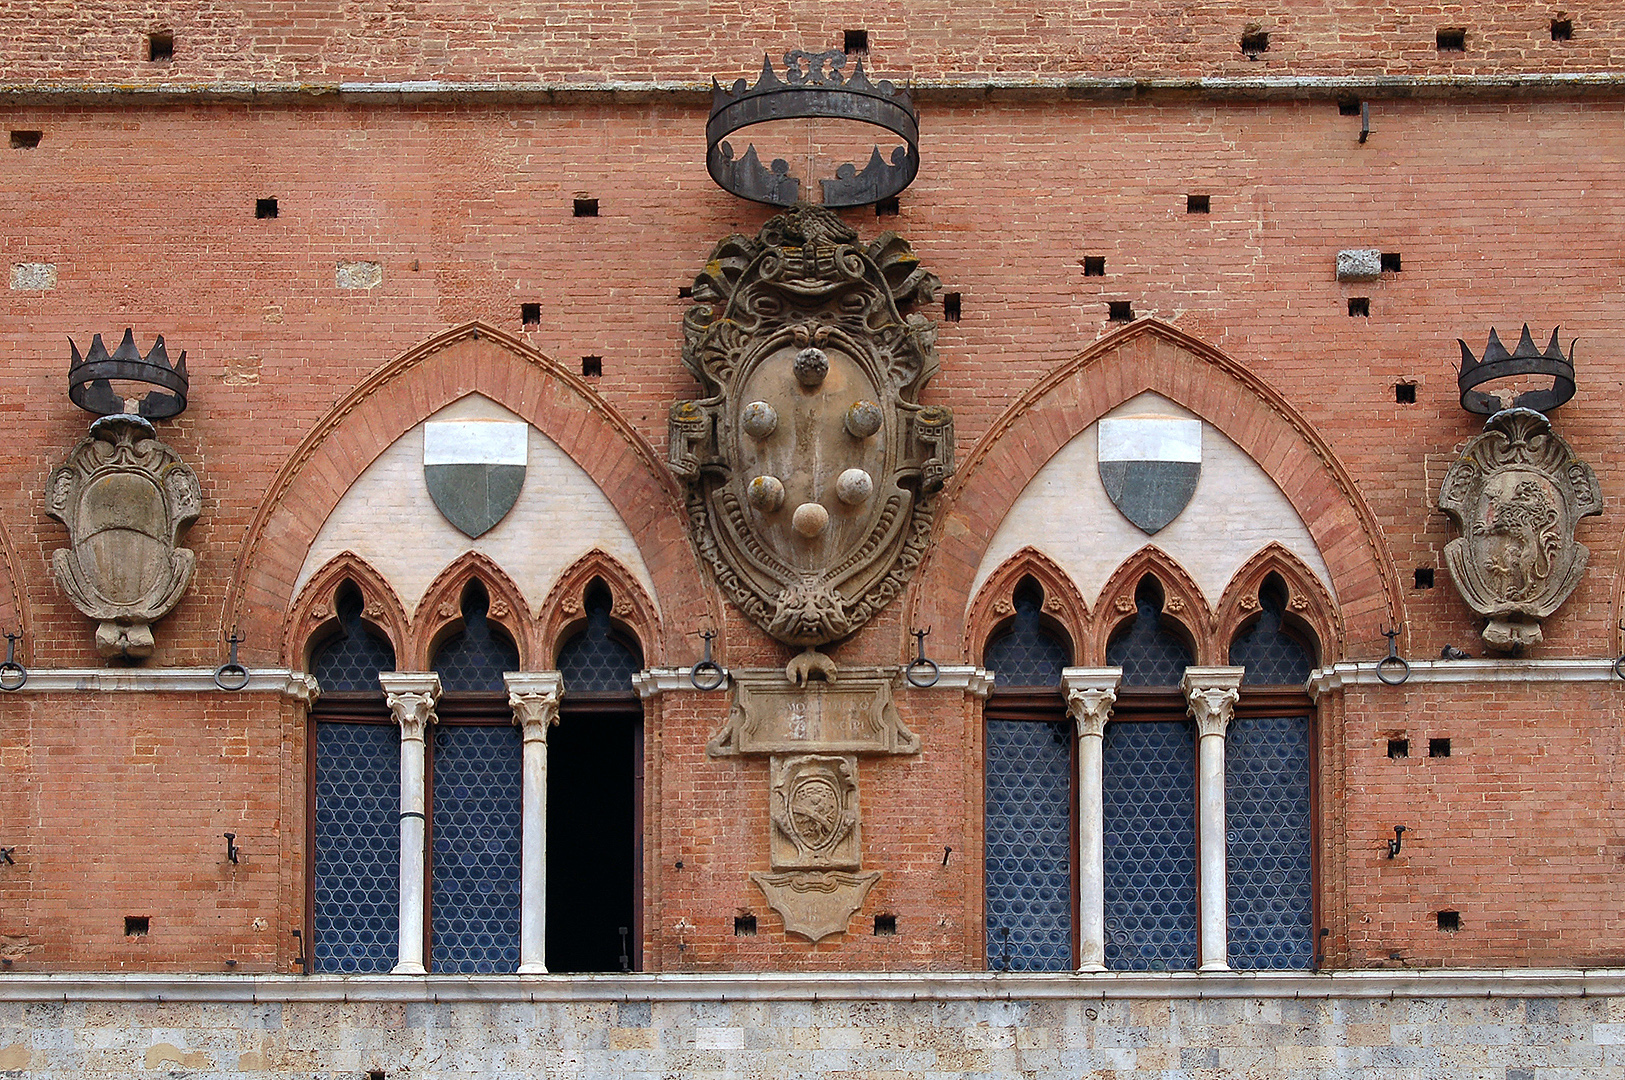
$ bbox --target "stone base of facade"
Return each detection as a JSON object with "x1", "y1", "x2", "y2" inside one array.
[{"x1": 2, "y1": 971, "x2": 1622, "y2": 1077}]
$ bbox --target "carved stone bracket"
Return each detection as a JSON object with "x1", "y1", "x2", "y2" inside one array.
[
  {"x1": 1439, "y1": 408, "x2": 1602, "y2": 652},
  {"x1": 751, "y1": 869, "x2": 881, "y2": 942},
  {"x1": 45, "y1": 414, "x2": 202, "y2": 658},
  {"x1": 707, "y1": 667, "x2": 920, "y2": 757}
]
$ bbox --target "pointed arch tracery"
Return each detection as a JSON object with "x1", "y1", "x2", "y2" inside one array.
[
  {"x1": 287, "y1": 551, "x2": 409, "y2": 673},
  {"x1": 1216, "y1": 542, "x2": 1338, "y2": 670},
  {"x1": 411, "y1": 551, "x2": 532, "y2": 671},
  {"x1": 966, "y1": 547, "x2": 1089, "y2": 667},
  {"x1": 224, "y1": 321, "x2": 715, "y2": 667},
  {"x1": 538, "y1": 549, "x2": 659, "y2": 666},
  {"x1": 1092, "y1": 546, "x2": 1214, "y2": 666}
]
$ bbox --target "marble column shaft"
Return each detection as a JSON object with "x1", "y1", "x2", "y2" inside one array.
[
  {"x1": 1182, "y1": 666, "x2": 1244, "y2": 973},
  {"x1": 505, "y1": 671, "x2": 563, "y2": 975},
  {"x1": 1062, "y1": 667, "x2": 1122, "y2": 973},
  {"x1": 380, "y1": 672, "x2": 442, "y2": 976}
]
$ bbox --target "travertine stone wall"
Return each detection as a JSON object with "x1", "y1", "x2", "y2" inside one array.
[{"x1": 1, "y1": 973, "x2": 1622, "y2": 1078}]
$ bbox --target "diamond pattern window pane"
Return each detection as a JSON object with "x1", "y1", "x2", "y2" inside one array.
[
  {"x1": 1228, "y1": 583, "x2": 1315, "y2": 685},
  {"x1": 983, "y1": 582, "x2": 1069, "y2": 688},
  {"x1": 1226, "y1": 714, "x2": 1313, "y2": 970},
  {"x1": 310, "y1": 584, "x2": 395, "y2": 692},
  {"x1": 313, "y1": 721, "x2": 399, "y2": 973},
  {"x1": 432, "y1": 585, "x2": 520, "y2": 692},
  {"x1": 430, "y1": 724, "x2": 522, "y2": 973},
  {"x1": 1106, "y1": 584, "x2": 1193, "y2": 688},
  {"x1": 557, "y1": 584, "x2": 643, "y2": 693},
  {"x1": 1103, "y1": 719, "x2": 1197, "y2": 970},
  {"x1": 984, "y1": 719, "x2": 1073, "y2": 971}
]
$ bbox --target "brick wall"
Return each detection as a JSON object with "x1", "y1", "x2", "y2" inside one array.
[
  {"x1": 1, "y1": 85, "x2": 1623, "y2": 972},
  {"x1": 0, "y1": 2, "x2": 1617, "y2": 84}
]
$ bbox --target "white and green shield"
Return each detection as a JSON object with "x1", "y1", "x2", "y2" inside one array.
[
  {"x1": 1097, "y1": 416, "x2": 1201, "y2": 535},
  {"x1": 424, "y1": 420, "x2": 528, "y2": 538}
]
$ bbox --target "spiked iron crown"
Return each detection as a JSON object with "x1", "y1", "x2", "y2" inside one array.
[
  {"x1": 706, "y1": 49, "x2": 920, "y2": 208},
  {"x1": 1457, "y1": 324, "x2": 1575, "y2": 416},
  {"x1": 68, "y1": 328, "x2": 189, "y2": 419}
]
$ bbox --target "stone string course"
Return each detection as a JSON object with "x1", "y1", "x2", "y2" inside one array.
[{"x1": 2, "y1": 974, "x2": 1624, "y2": 1078}]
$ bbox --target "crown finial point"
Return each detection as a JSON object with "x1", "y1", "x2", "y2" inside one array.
[
  {"x1": 1545, "y1": 327, "x2": 1565, "y2": 360},
  {"x1": 1515, "y1": 323, "x2": 1538, "y2": 357},
  {"x1": 1483, "y1": 327, "x2": 1509, "y2": 362}
]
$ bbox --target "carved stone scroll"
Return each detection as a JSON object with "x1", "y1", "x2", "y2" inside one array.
[
  {"x1": 1439, "y1": 408, "x2": 1602, "y2": 652},
  {"x1": 671, "y1": 205, "x2": 951, "y2": 671},
  {"x1": 45, "y1": 414, "x2": 202, "y2": 658},
  {"x1": 707, "y1": 667, "x2": 919, "y2": 757}
]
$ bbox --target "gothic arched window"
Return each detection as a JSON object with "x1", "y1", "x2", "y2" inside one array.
[{"x1": 983, "y1": 578, "x2": 1075, "y2": 972}]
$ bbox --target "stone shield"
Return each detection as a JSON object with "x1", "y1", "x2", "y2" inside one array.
[
  {"x1": 1097, "y1": 415, "x2": 1202, "y2": 535},
  {"x1": 670, "y1": 205, "x2": 953, "y2": 649},
  {"x1": 423, "y1": 420, "x2": 527, "y2": 539}
]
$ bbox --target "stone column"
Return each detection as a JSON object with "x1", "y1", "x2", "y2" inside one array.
[
  {"x1": 380, "y1": 672, "x2": 441, "y2": 976},
  {"x1": 505, "y1": 671, "x2": 563, "y2": 975},
  {"x1": 1182, "y1": 666, "x2": 1244, "y2": 973},
  {"x1": 1062, "y1": 667, "x2": 1121, "y2": 973}
]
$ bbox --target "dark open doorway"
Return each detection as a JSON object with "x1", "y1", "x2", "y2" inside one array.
[
  {"x1": 547, "y1": 578, "x2": 645, "y2": 973},
  {"x1": 546, "y1": 700, "x2": 641, "y2": 972}
]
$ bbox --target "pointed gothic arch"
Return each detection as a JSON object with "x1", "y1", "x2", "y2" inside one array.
[
  {"x1": 410, "y1": 550, "x2": 532, "y2": 670},
  {"x1": 966, "y1": 547, "x2": 1090, "y2": 666},
  {"x1": 1215, "y1": 542, "x2": 1339, "y2": 665},
  {"x1": 222, "y1": 321, "x2": 716, "y2": 668},
  {"x1": 538, "y1": 549, "x2": 660, "y2": 665},
  {"x1": 909, "y1": 318, "x2": 1399, "y2": 663},
  {"x1": 286, "y1": 551, "x2": 410, "y2": 670},
  {"x1": 1092, "y1": 546, "x2": 1215, "y2": 666}
]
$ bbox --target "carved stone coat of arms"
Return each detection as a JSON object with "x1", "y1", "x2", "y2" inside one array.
[
  {"x1": 670, "y1": 205, "x2": 953, "y2": 676},
  {"x1": 1439, "y1": 408, "x2": 1601, "y2": 651}
]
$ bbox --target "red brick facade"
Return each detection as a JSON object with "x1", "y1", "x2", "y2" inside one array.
[{"x1": 2, "y1": 12, "x2": 1624, "y2": 977}]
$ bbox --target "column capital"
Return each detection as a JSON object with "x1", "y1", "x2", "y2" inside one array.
[
  {"x1": 1181, "y1": 666, "x2": 1244, "y2": 738},
  {"x1": 1061, "y1": 667, "x2": 1122, "y2": 738},
  {"x1": 380, "y1": 672, "x2": 442, "y2": 742},
  {"x1": 505, "y1": 671, "x2": 563, "y2": 742}
]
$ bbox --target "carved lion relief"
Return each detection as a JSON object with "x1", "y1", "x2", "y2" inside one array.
[
  {"x1": 1439, "y1": 408, "x2": 1602, "y2": 651},
  {"x1": 671, "y1": 204, "x2": 952, "y2": 676},
  {"x1": 46, "y1": 414, "x2": 202, "y2": 658}
]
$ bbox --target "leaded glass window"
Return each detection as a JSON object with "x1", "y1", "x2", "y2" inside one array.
[
  {"x1": 1228, "y1": 577, "x2": 1315, "y2": 685},
  {"x1": 313, "y1": 720, "x2": 399, "y2": 973},
  {"x1": 431, "y1": 582, "x2": 520, "y2": 692},
  {"x1": 1225, "y1": 714, "x2": 1313, "y2": 970},
  {"x1": 1103, "y1": 719, "x2": 1197, "y2": 970},
  {"x1": 1106, "y1": 577, "x2": 1194, "y2": 687},
  {"x1": 430, "y1": 723, "x2": 523, "y2": 973},
  {"x1": 982, "y1": 577, "x2": 1074, "y2": 971},
  {"x1": 985, "y1": 718, "x2": 1073, "y2": 970},
  {"x1": 556, "y1": 581, "x2": 643, "y2": 693}
]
